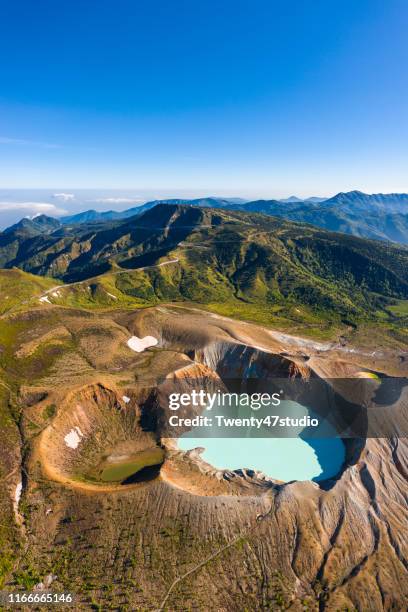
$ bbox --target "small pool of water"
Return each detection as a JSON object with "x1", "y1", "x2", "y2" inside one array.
[
  {"x1": 99, "y1": 448, "x2": 164, "y2": 482},
  {"x1": 178, "y1": 400, "x2": 345, "y2": 482}
]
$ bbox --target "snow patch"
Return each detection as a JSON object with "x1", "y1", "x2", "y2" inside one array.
[
  {"x1": 15, "y1": 481, "x2": 22, "y2": 506},
  {"x1": 127, "y1": 335, "x2": 158, "y2": 353},
  {"x1": 122, "y1": 395, "x2": 131, "y2": 403},
  {"x1": 39, "y1": 296, "x2": 51, "y2": 304},
  {"x1": 107, "y1": 292, "x2": 117, "y2": 299},
  {"x1": 64, "y1": 426, "x2": 84, "y2": 449}
]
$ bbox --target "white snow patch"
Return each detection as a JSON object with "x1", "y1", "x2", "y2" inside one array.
[
  {"x1": 127, "y1": 335, "x2": 158, "y2": 353},
  {"x1": 64, "y1": 426, "x2": 84, "y2": 449},
  {"x1": 51, "y1": 290, "x2": 61, "y2": 297},
  {"x1": 122, "y1": 395, "x2": 131, "y2": 403},
  {"x1": 107, "y1": 292, "x2": 117, "y2": 299},
  {"x1": 15, "y1": 482, "x2": 22, "y2": 506},
  {"x1": 39, "y1": 296, "x2": 51, "y2": 304}
]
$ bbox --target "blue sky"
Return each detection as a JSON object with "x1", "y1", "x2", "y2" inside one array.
[{"x1": 0, "y1": 0, "x2": 407, "y2": 198}]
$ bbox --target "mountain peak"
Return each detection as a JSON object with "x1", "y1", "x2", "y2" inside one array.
[
  {"x1": 4, "y1": 214, "x2": 61, "y2": 236},
  {"x1": 332, "y1": 190, "x2": 367, "y2": 199},
  {"x1": 279, "y1": 195, "x2": 304, "y2": 203},
  {"x1": 32, "y1": 213, "x2": 60, "y2": 225}
]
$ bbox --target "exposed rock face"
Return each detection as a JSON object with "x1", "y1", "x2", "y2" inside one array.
[{"x1": 0, "y1": 304, "x2": 406, "y2": 610}]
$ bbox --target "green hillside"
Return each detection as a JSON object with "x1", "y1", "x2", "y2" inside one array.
[
  {"x1": 0, "y1": 269, "x2": 56, "y2": 315},
  {"x1": 1, "y1": 204, "x2": 407, "y2": 342}
]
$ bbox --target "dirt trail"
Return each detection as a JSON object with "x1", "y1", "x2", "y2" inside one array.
[
  {"x1": 156, "y1": 495, "x2": 273, "y2": 611},
  {"x1": 37, "y1": 258, "x2": 180, "y2": 300},
  {"x1": 0, "y1": 258, "x2": 181, "y2": 318}
]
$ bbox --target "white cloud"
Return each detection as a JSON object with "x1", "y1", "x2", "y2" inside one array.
[
  {"x1": 0, "y1": 136, "x2": 61, "y2": 149},
  {"x1": 0, "y1": 202, "x2": 68, "y2": 216},
  {"x1": 53, "y1": 192, "x2": 75, "y2": 202},
  {"x1": 89, "y1": 197, "x2": 144, "y2": 204}
]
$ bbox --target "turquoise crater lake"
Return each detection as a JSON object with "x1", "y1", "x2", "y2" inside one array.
[{"x1": 177, "y1": 400, "x2": 346, "y2": 482}]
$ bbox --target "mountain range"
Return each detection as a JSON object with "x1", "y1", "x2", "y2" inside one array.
[
  {"x1": 1, "y1": 203, "x2": 408, "y2": 328},
  {"x1": 52, "y1": 191, "x2": 408, "y2": 245},
  {"x1": 59, "y1": 197, "x2": 248, "y2": 225}
]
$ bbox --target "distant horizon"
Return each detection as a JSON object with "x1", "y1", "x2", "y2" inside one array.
[{"x1": 1, "y1": 186, "x2": 408, "y2": 229}]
